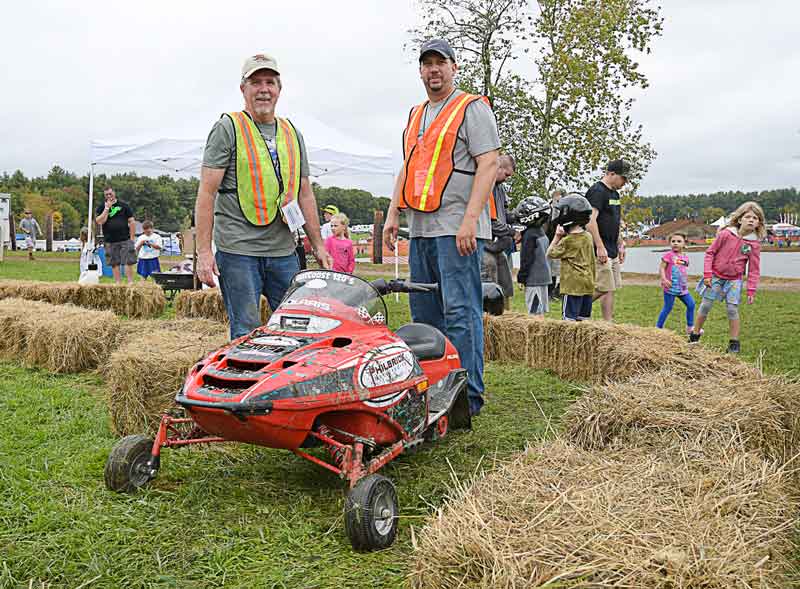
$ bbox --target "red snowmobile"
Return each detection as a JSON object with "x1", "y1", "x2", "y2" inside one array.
[{"x1": 105, "y1": 270, "x2": 474, "y2": 550}]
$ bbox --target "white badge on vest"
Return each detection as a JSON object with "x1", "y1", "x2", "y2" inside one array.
[{"x1": 282, "y1": 201, "x2": 305, "y2": 232}]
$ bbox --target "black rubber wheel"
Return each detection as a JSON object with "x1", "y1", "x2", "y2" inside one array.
[
  {"x1": 344, "y1": 474, "x2": 399, "y2": 551},
  {"x1": 104, "y1": 434, "x2": 158, "y2": 493}
]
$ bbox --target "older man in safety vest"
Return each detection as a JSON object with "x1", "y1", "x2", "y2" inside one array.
[
  {"x1": 195, "y1": 53, "x2": 331, "y2": 339},
  {"x1": 383, "y1": 39, "x2": 500, "y2": 417}
]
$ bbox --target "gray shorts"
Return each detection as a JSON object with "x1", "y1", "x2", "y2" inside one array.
[
  {"x1": 525, "y1": 286, "x2": 550, "y2": 315},
  {"x1": 106, "y1": 239, "x2": 137, "y2": 267}
]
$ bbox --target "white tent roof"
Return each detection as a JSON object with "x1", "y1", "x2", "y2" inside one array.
[
  {"x1": 711, "y1": 215, "x2": 729, "y2": 227},
  {"x1": 89, "y1": 113, "x2": 396, "y2": 178}
]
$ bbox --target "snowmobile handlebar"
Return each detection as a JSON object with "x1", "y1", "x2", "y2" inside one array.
[{"x1": 370, "y1": 278, "x2": 439, "y2": 295}]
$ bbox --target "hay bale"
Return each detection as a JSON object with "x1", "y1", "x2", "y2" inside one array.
[
  {"x1": 76, "y1": 282, "x2": 166, "y2": 318},
  {"x1": 114, "y1": 318, "x2": 228, "y2": 347},
  {"x1": 483, "y1": 313, "x2": 743, "y2": 382},
  {"x1": 0, "y1": 298, "x2": 52, "y2": 359},
  {"x1": 103, "y1": 328, "x2": 229, "y2": 436},
  {"x1": 564, "y1": 370, "x2": 800, "y2": 460},
  {"x1": 0, "y1": 298, "x2": 121, "y2": 373},
  {"x1": 175, "y1": 288, "x2": 228, "y2": 323},
  {"x1": 0, "y1": 279, "x2": 166, "y2": 318},
  {"x1": 410, "y1": 439, "x2": 797, "y2": 588},
  {"x1": 175, "y1": 288, "x2": 271, "y2": 325}
]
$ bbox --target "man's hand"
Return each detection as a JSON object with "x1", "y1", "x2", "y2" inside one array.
[
  {"x1": 747, "y1": 293, "x2": 755, "y2": 304},
  {"x1": 196, "y1": 251, "x2": 219, "y2": 287},
  {"x1": 596, "y1": 245, "x2": 609, "y2": 264},
  {"x1": 383, "y1": 210, "x2": 399, "y2": 251},
  {"x1": 703, "y1": 277, "x2": 712, "y2": 288},
  {"x1": 314, "y1": 245, "x2": 333, "y2": 270},
  {"x1": 456, "y1": 217, "x2": 478, "y2": 256}
]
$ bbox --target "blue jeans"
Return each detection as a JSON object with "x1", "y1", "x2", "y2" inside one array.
[
  {"x1": 409, "y1": 237, "x2": 485, "y2": 415},
  {"x1": 215, "y1": 251, "x2": 300, "y2": 339},
  {"x1": 656, "y1": 292, "x2": 695, "y2": 329}
]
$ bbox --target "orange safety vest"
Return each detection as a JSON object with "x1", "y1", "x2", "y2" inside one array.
[{"x1": 400, "y1": 93, "x2": 491, "y2": 213}]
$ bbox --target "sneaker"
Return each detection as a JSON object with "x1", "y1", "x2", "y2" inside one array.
[
  {"x1": 727, "y1": 339, "x2": 741, "y2": 354},
  {"x1": 688, "y1": 331, "x2": 702, "y2": 343}
]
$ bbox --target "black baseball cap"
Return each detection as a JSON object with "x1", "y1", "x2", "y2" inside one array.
[
  {"x1": 606, "y1": 159, "x2": 631, "y2": 178},
  {"x1": 419, "y1": 39, "x2": 456, "y2": 63}
]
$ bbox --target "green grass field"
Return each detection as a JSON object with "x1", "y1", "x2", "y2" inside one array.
[{"x1": 0, "y1": 255, "x2": 798, "y2": 587}]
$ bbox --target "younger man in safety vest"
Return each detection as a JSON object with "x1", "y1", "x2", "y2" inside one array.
[{"x1": 383, "y1": 39, "x2": 500, "y2": 417}]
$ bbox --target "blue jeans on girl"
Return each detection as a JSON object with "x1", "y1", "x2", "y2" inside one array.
[{"x1": 656, "y1": 292, "x2": 696, "y2": 329}]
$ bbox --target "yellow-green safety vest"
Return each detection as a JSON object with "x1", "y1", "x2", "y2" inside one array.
[{"x1": 226, "y1": 111, "x2": 301, "y2": 226}]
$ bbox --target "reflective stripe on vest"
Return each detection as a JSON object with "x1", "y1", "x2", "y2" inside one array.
[
  {"x1": 227, "y1": 111, "x2": 301, "y2": 226},
  {"x1": 400, "y1": 93, "x2": 490, "y2": 213}
]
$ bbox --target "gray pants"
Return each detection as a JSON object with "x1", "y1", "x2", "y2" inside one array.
[
  {"x1": 699, "y1": 297, "x2": 740, "y2": 320},
  {"x1": 525, "y1": 286, "x2": 550, "y2": 315}
]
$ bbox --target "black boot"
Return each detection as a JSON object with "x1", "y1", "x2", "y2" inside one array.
[
  {"x1": 688, "y1": 331, "x2": 702, "y2": 343},
  {"x1": 727, "y1": 339, "x2": 740, "y2": 354}
]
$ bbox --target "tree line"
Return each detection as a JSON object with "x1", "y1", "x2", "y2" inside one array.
[
  {"x1": 626, "y1": 188, "x2": 800, "y2": 226},
  {"x1": 0, "y1": 167, "x2": 390, "y2": 238}
]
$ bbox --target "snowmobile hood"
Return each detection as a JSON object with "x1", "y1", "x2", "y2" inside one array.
[{"x1": 182, "y1": 329, "x2": 424, "y2": 407}]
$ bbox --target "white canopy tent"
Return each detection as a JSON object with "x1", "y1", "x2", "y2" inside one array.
[
  {"x1": 770, "y1": 222, "x2": 800, "y2": 237},
  {"x1": 86, "y1": 114, "x2": 397, "y2": 244}
]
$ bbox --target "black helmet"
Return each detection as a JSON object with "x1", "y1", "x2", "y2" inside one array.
[
  {"x1": 513, "y1": 196, "x2": 551, "y2": 227},
  {"x1": 551, "y1": 194, "x2": 592, "y2": 228}
]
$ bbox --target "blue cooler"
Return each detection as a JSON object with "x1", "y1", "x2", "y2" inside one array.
[{"x1": 96, "y1": 246, "x2": 125, "y2": 278}]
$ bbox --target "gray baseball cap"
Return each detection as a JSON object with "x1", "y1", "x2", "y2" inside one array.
[
  {"x1": 241, "y1": 53, "x2": 280, "y2": 79},
  {"x1": 419, "y1": 39, "x2": 456, "y2": 62}
]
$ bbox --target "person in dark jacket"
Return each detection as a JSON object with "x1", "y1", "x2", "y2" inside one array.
[
  {"x1": 514, "y1": 195, "x2": 552, "y2": 316},
  {"x1": 481, "y1": 154, "x2": 517, "y2": 299}
]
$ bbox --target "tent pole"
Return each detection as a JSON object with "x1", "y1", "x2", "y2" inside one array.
[{"x1": 87, "y1": 164, "x2": 95, "y2": 247}]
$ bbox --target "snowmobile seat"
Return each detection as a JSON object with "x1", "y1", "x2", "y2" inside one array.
[{"x1": 395, "y1": 323, "x2": 446, "y2": 361}]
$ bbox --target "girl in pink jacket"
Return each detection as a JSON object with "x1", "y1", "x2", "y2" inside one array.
[
  {"x1": 689, "y1": 201, "x2": 764, "y2": 353},
  {"x1": 324, "y1": 212, "x2": 356, "y2": 274}
]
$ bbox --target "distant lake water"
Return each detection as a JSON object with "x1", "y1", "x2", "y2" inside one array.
[
  {"x1": 511, "y1": 247, "x2": 800, "y2": 278},
  {"x1": 622, "y1": 247, "x2": 800, "y2": 278}
]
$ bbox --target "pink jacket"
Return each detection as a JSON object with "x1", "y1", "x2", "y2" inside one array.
[
  {"x1": 325, "y1": 236, "x2": 355, "y2": 274},
  {"x1": 704, "y1": 227, "x2": 761, "y2": 295}
]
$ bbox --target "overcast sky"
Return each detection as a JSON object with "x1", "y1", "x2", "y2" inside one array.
[{"x1": 1, "y1": 0, "x2": 798, "y2": 198}]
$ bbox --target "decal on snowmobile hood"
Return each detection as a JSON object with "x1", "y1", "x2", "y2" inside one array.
[{"x1": 358, "y1": 344, "x2": 417, "y2": 389}]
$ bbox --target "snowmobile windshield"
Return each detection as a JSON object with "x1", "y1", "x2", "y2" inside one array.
[{"x1": 278, "y1": 270, "x2": 388, "y2": 326}]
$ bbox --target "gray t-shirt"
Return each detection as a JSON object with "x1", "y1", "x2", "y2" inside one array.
[
  {"x1": 405, "y1": 90, "x2": 501, "y2": 240},
  {"x1": 20, "y1": 217, "x2": 41, "y2": 240},
  {"x1": 202, "y1": 114, "x2": 310, "y2": 257}
]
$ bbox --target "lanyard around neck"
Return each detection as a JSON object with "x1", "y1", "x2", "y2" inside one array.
[{"x1": 421, "y1": 89, "x2": 457, "y2": 134}]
